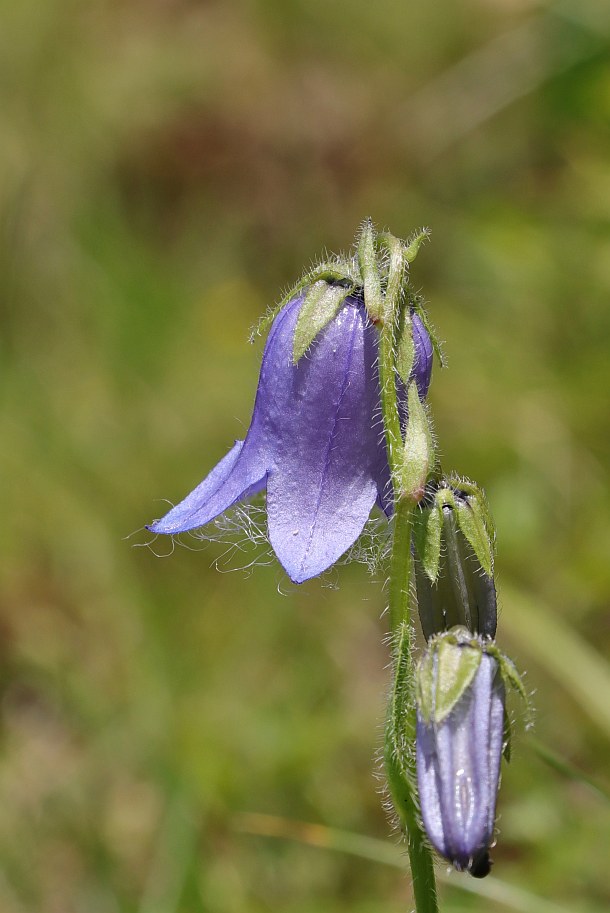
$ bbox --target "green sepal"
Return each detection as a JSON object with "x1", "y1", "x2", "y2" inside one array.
[
  {"x1": 485, "y1": 648, "x2": 529, "y2": 755},
  {"x1": 498, "y1": 655, "x2": 528, "y2": 706},
  {"x1": 495, "y1": 655, "x2": 529, "y2": 761},
  {"x1": 378, "y1": 232, "x2": 405, "y2": 325},
  {"x1": 396, "y1": 307, "x2": 415, "y2": 385},
  {"x1": 434, "y1": 638, "x2": 482, "y2": 724},
  {"x1": 357, "y1": 219, "x2": 383, "y2": 323},
  {"x1": 403, "y1": 227, "x2": 430, "y2": 264},
  {"x1": 417, "y1": 630, "x2": 488, "y2": 725},
  {"x1": 251, "y1": 258, "x2": 358, "y2": 341},
  {"x1": 419, "y1": 632, "x2": 528, "y2": 753},
  {"x1": 454, "y1": 497, "x2": 494, "y2": 578},
  {"x1": 292, "y1": 280, "x2": 353, "y2": 363},
  {"x1": 447, "y1": 476, "x2": 496, "y2": 544},
  {"x1": 399, "y1": 382, "x2": 434, "y2": 503},
  {"x1": 434, "y1": 486, "x2": 456, "y2": 510},
  {"x1": 412, "y1": 500, "x2": 443, "y2": 582}
]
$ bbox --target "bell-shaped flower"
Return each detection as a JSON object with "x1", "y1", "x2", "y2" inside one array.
[
  {"x1": 416, "y1": 631, "x2": 506, "y2": 877},
  {"x1": 147, "y1": 291, "x2": 432, "y2": 583}
]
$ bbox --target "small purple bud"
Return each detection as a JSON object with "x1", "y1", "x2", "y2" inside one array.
[{"x1": 416, "y1": 641, "x2": 505, "y2": 876}]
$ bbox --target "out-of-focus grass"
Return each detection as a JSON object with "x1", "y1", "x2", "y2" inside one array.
[{"x1": 1, "y1": 1, "x2": 610, "y2": 911}]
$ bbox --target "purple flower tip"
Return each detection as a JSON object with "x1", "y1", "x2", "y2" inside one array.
[
  {"x1": 416, "y1": 651, "x2": 505, "y2": 876},
  {"x1": 412, "y1": 312, "x2": 433, "y2": 398},
  {"x1": 148, "y1": 293, "x2": 433, "y2": 583}
]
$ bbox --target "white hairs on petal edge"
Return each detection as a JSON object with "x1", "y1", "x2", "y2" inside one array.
[{"x1": 138, "y1": 496, "x2": 392, "y2": 583}]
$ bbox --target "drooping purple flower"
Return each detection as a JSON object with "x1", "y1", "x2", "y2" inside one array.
[
  {"x1": 416, "y1": 644, "x2": 505, "y2": 877},
  {"x1": 148, "y1": 293, "x2": 432, "y2": 583}
]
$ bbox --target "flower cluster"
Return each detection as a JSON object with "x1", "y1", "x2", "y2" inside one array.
[{"x1": 146, "y1": 223, "x2": 527, "y2": 896}]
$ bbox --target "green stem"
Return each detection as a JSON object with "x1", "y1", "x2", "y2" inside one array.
[
  {"x1": 384, "y1": 507, "x2": 438, "y2": 913},
  {"x1": 378, "y1": 314, "x2": 402, "y2": 479},
  {"x1": 374, "y1": 234, "x2": 439, "y2": 913},
  {"x1": 385, "y1": 749, "x2": 439, "y2": 913},
  {"x1": 377, "y1": 231, "x2": 404, "y2": 482},
  {"x1": 388, "y1": 499, "x2": 413, "y2": 633}
]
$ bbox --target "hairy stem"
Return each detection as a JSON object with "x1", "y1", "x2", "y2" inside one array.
[
  {"x1": 388, "y1": 498, "x2": 413, "y2": 633},
  {"x1": 378, "y1": 315, "x2": 403, "y2": 480},
  {"x1": 376, "y1": 234, "x2": 439, "y2": 913},
  {"x1": 384, "y1": 509, "x2": 438, "y2": 913}
]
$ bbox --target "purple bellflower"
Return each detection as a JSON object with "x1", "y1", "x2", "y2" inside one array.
[
  {"x1": 416, "y1": 634, "x2": 506, "y2": 878},
  {"x1": 148, "y1": 292, "x2": 433, "y2": 583}
]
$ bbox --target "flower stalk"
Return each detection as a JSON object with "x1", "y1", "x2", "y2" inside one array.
[
  {"x1": 384, "y1": 483, "x2": 439, "y2": 913},
  {"x1": 385, "y1": 577, "x2": 439, "y2": 913},
  {"x1": 359, "y1": 224, "x2": 439, "y2": 913}
]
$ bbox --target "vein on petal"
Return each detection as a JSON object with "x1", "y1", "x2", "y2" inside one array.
[{"x1": 296, "y1": 311, "x2": 360, "y2": 579}]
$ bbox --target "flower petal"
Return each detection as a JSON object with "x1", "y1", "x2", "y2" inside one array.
[
  {"x1": 413, "y1": 312, "x2": 433, "y2": 397},
  {"x1": 147, "y1": 440, "x2": 267, "y2": 533},
  {"x1": 265, "y1": 299, "x2": 380, "y2": 582},
  {"x1": 416, "y1": 652, "x2": 504, "y2": 872},
  {"x1": 147, "y1": 299, "x2": 303, "y2": 534}
]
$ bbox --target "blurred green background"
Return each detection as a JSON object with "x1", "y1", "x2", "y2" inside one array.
[{"x1": 2, "y1": 0, "x2": 610, "y2": 910}]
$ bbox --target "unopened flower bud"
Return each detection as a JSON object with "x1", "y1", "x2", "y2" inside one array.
[
  {"x1": 413, "y1": 480, "x2": 497, "y2": 639},
  {"x1": 416, "y1": 630, "x2": 506, "y2": 877}
]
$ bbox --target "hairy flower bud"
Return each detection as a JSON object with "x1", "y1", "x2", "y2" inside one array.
[
  {"x1": 413, "y1": 481, "x2": 497, "y2": 640},
  {"x1": 416, "y1": 630, "x2": 506, "y2": 877}
]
